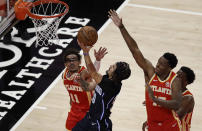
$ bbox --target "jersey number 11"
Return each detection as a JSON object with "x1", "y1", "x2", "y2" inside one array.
[{"x1": 70, "y1": 93, "x2": 80, "y2": 103}]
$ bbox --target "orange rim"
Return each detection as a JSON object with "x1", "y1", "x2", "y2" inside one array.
[
  {"x1": 14, "y1": 0, "x2": 32, "y2": 20},
  {"x1": 25, "y1": 0, "x2": 69, "y2": 20}
]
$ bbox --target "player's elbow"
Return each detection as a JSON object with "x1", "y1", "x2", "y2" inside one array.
[
  {"x1": 88, "y1": 83, "x2": 96, "y2": 91},
  {"x1": 82, "y1": 83, "x2": 96, "y2": 91},
  {"x1": 172, "y1": 101, "x2": 181, "y2": 111}
]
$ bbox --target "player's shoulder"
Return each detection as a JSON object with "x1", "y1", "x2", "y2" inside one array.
[
  {"x1": 183, "y1": 89, "x2": 193, "y2": 96},
  {"x1": 171, "y1": 71, "x2": 177, "y2": 76},
  {"x1": 79, "y1": 66, "x2": 86, "y2": 73},
  {"x1": 62, "y1": 67, "x2": 68, "y2": 79},
  {"x1": 183, "y1": 90, "x2": 194, "y2": 104},
  {"x1": 183, "y1": 92, "x2": 195, "y2": 111}
]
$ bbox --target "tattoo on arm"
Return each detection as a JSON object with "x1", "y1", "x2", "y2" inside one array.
[{"x1": 80, "y1": 77, "x2": 89, "y2": 91}]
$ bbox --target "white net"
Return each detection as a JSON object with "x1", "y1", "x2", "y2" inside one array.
[
  {"x1": 31, "y1": 16, "x2": 63, "y2": 47},
  {"x1": 28, "y1": 0, "x2": 68, "y2": 47}
]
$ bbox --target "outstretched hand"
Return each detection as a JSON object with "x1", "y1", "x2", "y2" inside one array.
[
  {"x1": 94, "y1": 47, "x2": 108, "y2": 61},
  {"x1": 77, "y1": 39, "x2": 92, "y2": 53},
  {"x1": 108, "y1": 9, "x2": 123, "y2": 28}
]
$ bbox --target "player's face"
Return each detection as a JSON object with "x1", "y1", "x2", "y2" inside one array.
[
  {"x1": 106, "y1": 64, "x2": 117, "y2": 79},
  {"x1": 177, "y1": 69, "x2": 187, "y2": 86},
  {"x1": 65, "y1": 54, "x2": 81, "y2": 73},
  {"x1": 155, "y1": 56, "x2": 171, "y2": 76},
  {"x1": 177, "y1": 69, "x2": 184, "y2": 78}
]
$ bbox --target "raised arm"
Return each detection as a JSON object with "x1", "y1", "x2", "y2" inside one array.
[
  {"x1": 108, "y1": 9, "x2": 154, "y2": 77},
  {"x1": 147, "y1": 77, "x2": 182, "y2": 110},
  {"x1": 93, "y1": 47, "x2": 108, "y2": 71},
  {"x1": 79, "y1": 69, "x2": 97, "y2": 91},
  {"x1": 78, "y1": 40, "x2": 103, "y2": 84}
]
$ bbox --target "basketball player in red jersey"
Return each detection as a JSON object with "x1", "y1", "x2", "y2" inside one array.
[
  {"x1": 109, "y1": 10, "x2": 182, "y2": 131},
  {"x1": 63, "y1": 47, "x2": 108, "y2": 131},
  {"x1": 176, "y1": 66, "x2": 195, "y2": 131},
  {"x1": 142, "y1": 66, "x2": 195, "y2": 131}
]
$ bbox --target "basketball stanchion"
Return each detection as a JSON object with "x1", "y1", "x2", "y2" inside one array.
[{"x1": 14, "y1": 0, "x2": 69, "y2": 47}]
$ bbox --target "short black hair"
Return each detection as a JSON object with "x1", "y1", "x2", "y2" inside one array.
[
  {"x1": 180, "y1": 66, "x2": 195, "y2": 84},
  {"x1": 63, "y1": 48, "x2": 81, "y2": 63},
  {"x1": 163, "y1": 52, "x2": 178, "y2": 69},
  {"x1": 114, "y1": 62, "x2": 131, "y2": 81}
]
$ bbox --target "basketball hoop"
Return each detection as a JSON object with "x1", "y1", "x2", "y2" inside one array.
[{"x1": 14, "y1": 0, "x2": 69, "y2": 47}]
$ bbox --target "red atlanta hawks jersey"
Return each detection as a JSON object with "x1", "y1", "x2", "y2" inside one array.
[
  {"x1": 146, "y1": 71, "x2": 179, "y2": 123},
  {"x1": 63, "y1": 66, "x2": 93, "y2": 110}
]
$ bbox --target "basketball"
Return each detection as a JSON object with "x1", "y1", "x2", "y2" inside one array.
[{"x1": 77, "y1": 26, "x2": 98, "y2": 46}]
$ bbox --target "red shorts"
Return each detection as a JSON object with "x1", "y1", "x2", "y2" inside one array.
[
  {"x1": 66, "y1": 108, "x2": 88, "y2": 130},
  {"x1": 148, "y1": 119, "x2": 181, "y2": 131}
]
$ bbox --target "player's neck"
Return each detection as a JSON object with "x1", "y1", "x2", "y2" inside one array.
[
  {"x1": 158, "y1": 71, "x2": 170, "y2": 81},
  {"x1": 68, "y1": 67, "x2": 80, "y2": 75},
  {"x1": 69, "y1": 70, "x2": 78, "y2": 74}
]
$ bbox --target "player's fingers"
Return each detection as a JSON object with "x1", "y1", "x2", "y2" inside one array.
[
  {"x1": 113, "y1": 9, "x2": 118, "y2": 15},
  {"x1": 108, "y1": 10, "x2": 112, "y2": 16},
  {"x1": 109, "y1": 9, "x2": 113, "y2": 14},
  {"x1": 101, "y1": 48, "x2": 108, "y2": 56},
  {"x1": 104, "y1": 51, "x2": 108, "y2": 56},
  {"x1": 108, "y1": 13, "x2": 117, "y2": 21},
  {"x1": 98, "y1": 47, "x2": 102, "y2": 53},
  {"x1": 102, "y1": 47, "x2": 107, "y2": 52},
  {"x1": 101, "y1": 48, "x2": 107, "y2": 54},
  {"x1": 108, "y1": 9, "x2": 115, "y2": 17},
  {"x1": 100, "y1": 47, "x2": 106, "y2": 53}
]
